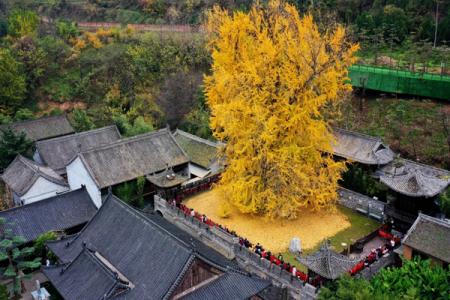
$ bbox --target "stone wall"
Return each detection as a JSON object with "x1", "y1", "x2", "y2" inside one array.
[
  {"x1": 234, "y1": 245, "x2": 318, "y2": 300},
  {"x1": 154, "y1": 195, "x2": 318, "y2": 300},
  {"x1": 154, "y1": 195, "x2": 238, "y2": 259},
  {"x1": 338, "y1": 188, "x2": 386, "y2": 222},
  {"x1": 356, "y1": 253, "x2": 396, "y2": 280}
]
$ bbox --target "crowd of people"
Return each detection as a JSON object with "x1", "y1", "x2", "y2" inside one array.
[
  {"x1": 250, "y1": 242, "x2": 309, "y2": 282},
  {"x1": 349, "y1": 229, "x2": 399, "y2": 276},
  {"x1": 176, "y1": 201, "x2": 310, "y2": 282}
]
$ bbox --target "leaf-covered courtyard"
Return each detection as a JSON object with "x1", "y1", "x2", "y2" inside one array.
[{"x1": 184, "y1": 190, "x2": 380, "y2": 254}]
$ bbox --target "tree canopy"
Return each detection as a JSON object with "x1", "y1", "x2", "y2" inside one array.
[
  {"x1": 7, "y1": 9, "x2": 39, "y2": 38},
  {"x1": 205, "y1": 0, "x2": 358, "y2": 219},
  {"x1": 319, "y1": 257, "x2": 450, "y2": 300},
  {"x1": 0, "y1": 128, "x2": 33, "y2": 171},
  {"x1": 0, "y1": 49, "x2": 26, "y2": 113}
]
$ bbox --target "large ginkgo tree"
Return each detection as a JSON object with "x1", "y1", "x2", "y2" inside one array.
[{"x1": 205, "y1": 0, "x2": 358, "y2": 219}]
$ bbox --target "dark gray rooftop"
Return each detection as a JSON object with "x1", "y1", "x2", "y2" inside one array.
[
  {"x1": 1, "y1": 155, "x2": 68, "y2": 196},
  {"x1": 0, "y1": 115, "x2": 74, "y2": 142},
  {"x1": 332, "y1": 128, "x2": 395, "y2": 165},
  {"x1": 402, "y1": 214, "x2": 450, "y2": 263},
  {"x1": 44, "y1": 249, "x2": 123, "y2": 300},
  {"x1": 180, "y1": 272, "x2": 270, "y2": 300},
  {"x1": 379, "y1": 159, "x2": 450, "y2": 197},
  {"x1": 75, "y1": 128, "x2": 189, "y2": 188},
  {"x1": 0, "y1": 187, "x2": 96, "y2": 243},
  {"x1": 36, "y1": 126, "x2": 121, "y2": 174},
  {"x1": 173, "y1": 129, "x2": 222, "y2": 169},
  {"x1": 297, "y1": 241, "x2": 359, "y2": 280},
  {"x1": 45, "y1": 195, "x2": 268, "y2": 299}
]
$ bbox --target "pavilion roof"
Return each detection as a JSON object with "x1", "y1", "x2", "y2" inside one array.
[
  {"x1": 332, "y1": 128, "x2": 395, "y2": 165},
  {"x1": 0, "y1": 115, "x2": 74, "y2": 142},
  {"x1": 379, "y1": 159, "x2": 450, "y2": 197},
  {"x1": 297, "y1": 241, "x2": 359, "y2": 280},
  {"x1": 402, "y1": 213, "x2": 450, "y2": 263}
]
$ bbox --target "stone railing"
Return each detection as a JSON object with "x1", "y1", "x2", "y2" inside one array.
[
  {"x1": 338, "y1": 188, "x2": 386, "y2": 221},
  {"x1": 233, "y1": 245, "x2": 318, "y2": 300},
  {"x1": 154, "y1": 195, "x2": 237, "y2": 259}
]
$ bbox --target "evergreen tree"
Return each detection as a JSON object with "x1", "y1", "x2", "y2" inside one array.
[
  {"x1": 0, "y1": 218, "x2": 41, "y2": 298},
  {"x1": 0, "y1": 49, "x2": 26, "y2": 113},
  {"x1": 0, "y1": 129, "x2": 33, "y2": 171},
  {"x1": 71, "y1": 109, "x2": 94, "y2": 132}
]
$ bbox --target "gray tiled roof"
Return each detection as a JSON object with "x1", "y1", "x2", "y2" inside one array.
[
  {"x1": 44, "y1": 248, "x2": 125, "y2": 300},
  {"x1": 45, "y1": 195, "x2": 261, "y2": 299},
  {"x1": 36, "y1": 126, "x2": 121, "y2": 174},
  {"x1": 75, "y1": 128, "x2": 189, "y2": 188},
  {"x1": 332, "y1": 128, "x2": 395, "y2": 165},
  {"x1": 379, "y1": 159, "x2": 450, "y2": 197},
  {"x1": 0, "y1": 115, "x2": 74, "y2": 142},
  {"x1": 402, "y1": 214, "x2": 450, "y2": 263},
  {"x1": 297, "y1": 242, "x2": 359, "y2": 280},
  {"x1": 0, "y1": 188, "x2": 96, "y2": 243},
  {"x1": 181, "y1": 272, "x2": 270, "y2": 300},
  {"x1": 173, "y1": 129, "x2": 222, "y2": 169},
  {"x1": 146, "y1": 169, "x2": 190, "y2": 188},
  {"x1": 1, "y1": 155, "x2": 68, "y2": 196}
]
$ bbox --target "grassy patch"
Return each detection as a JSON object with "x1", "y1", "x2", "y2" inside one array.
[
  {"x1": 281, "y1": 206, "x2": 380, "y2": 270},
  {"x1": 340, "y1": 97, "x2": 450, "y2": 168}
]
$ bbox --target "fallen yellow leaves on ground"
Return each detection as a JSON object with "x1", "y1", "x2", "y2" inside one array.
[{"x1": 184, "y1": 190, "x2": 351, "y2": 253}]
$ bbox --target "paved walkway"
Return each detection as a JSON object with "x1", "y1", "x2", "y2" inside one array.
[
  {"x1": 21, "y1": 272, "x2": 48, "y2": 300},
  {"x1": 349, "y1": 236, "x2": 386, "y2": 260}
]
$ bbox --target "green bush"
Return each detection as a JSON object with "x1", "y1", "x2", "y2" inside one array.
[
  {"x1": 34, "y1": 231, "x2": 57, "y2": 258},
  {"x1": 340, "y1": 164, "x2": 388, "y2": 201},
  {"x1": 438, "y1": 188, "x2": 450, "y2": 217},
  {"x1": 71, "y1": 109, "x2": 94, "y2": 132},
  {"x1": 319, "y1": 257, "x2": 450, "y2": 300},
  {"x1": 13, "y1": 108, "x2": 34, "y2": 121}
]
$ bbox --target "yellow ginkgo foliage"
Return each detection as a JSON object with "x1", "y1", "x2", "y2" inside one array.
[{"x1": 205, "y1": 0, "x2": 359, "y2": 219}]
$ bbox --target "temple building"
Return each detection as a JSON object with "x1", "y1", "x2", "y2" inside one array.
[
  {"x1": 44, "y1": 194, "x2": 271, "y2": 299},
  {"x1": 402, "y1": 213, "x2": 450, "y2": 267},
  {"x1": 34, "y1": 125, "x2": 121, "y2": 175},
  {"x1": 1, "y1": 155, "x2": 69, "y2": 206},
  {"x1": 0, "y1": 187, "x2": 96, "y2": 243},
  {"x1": 0, "y1": 115, "x2": 74, "y2": 142},
  {"x1": 66, "y1": 128, "x2": 190, "y2": 207},
  {"x1": 378, "y1": 159, "x2": 450, "y2": 226},
  {"x1": 332, "y1": 128, "x2": 395, "y2": 166}
]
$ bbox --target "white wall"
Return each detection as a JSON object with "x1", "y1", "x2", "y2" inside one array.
[
  {"x1": 21, "y1": 177, "x2": 69, "y2": 205},
  {"x1": 67, "y1": 157, "x2": 102, "y2": 208}
]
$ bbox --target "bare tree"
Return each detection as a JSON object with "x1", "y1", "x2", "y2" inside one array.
[{"x1": 157, "y1": 71, "x2": 203, "y2": 129}]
